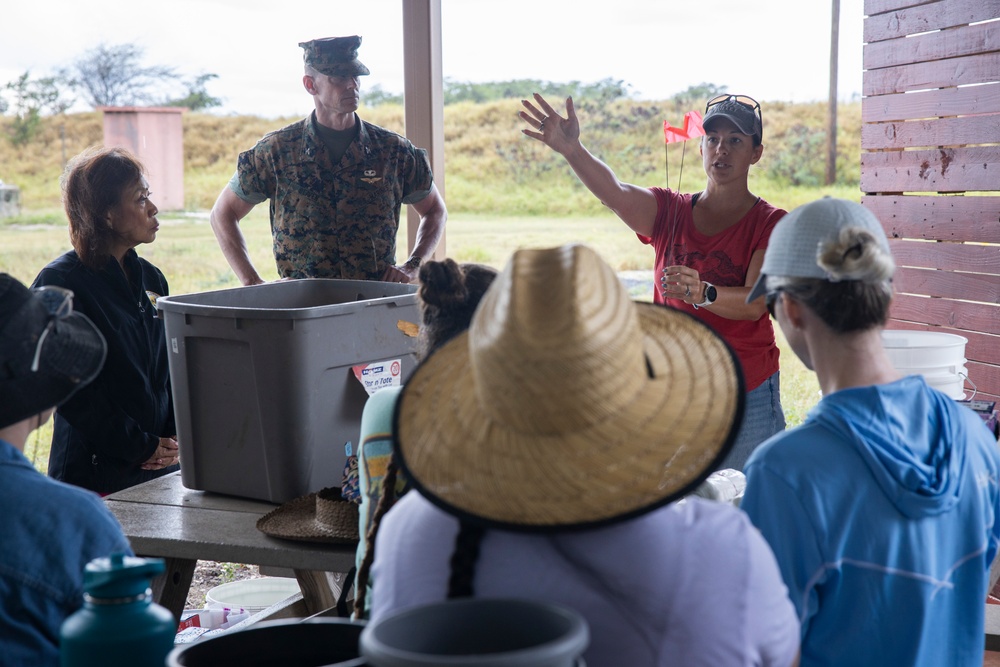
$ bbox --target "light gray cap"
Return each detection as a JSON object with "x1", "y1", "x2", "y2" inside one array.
[{"x1": 746, "y1": 198, "x2": 893, "y2": 303}]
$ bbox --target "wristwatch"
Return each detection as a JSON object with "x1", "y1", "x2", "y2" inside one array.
[
  {"x1": 403, "y1": 256, "x2": 422, "y2": 270},
  {"x1": 693, "y1": 282, "x2": 717, "y2": 309}
]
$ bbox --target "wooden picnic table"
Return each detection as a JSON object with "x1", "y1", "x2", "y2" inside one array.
[{"x1": 104, "y1": 471, "x2": 357, "y2": 622}]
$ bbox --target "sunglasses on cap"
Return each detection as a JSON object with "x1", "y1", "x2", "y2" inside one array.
[
  {"x1": 765, "y1": 288, "x2": 785, "y2": 319},
  {"x1": 705, "y1": 94, "x2": 763, "y2": 141},
  {"x1": 30, "y1": 285, "x2": 74, "y2": 373}
]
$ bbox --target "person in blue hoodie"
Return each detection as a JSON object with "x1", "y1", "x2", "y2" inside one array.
[{"x1": 740, "y1": 198, "x2": 1000, "y2": 667}]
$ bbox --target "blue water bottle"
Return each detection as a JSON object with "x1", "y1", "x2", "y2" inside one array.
[{"x1": 60, "y1": 553, "x2": 176, "y2": 667}]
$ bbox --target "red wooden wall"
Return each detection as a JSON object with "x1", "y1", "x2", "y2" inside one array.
[{"x1": 861, "y1": 0, "x2": 1000, "y2": 402}]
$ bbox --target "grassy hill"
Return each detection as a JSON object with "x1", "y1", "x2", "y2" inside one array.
[
  {"x1": 2, "y1": 98, "x2": 844, "y2": 466},
  {"x1": 0, "y1": 97, "x2": 861, "y2": 219}
]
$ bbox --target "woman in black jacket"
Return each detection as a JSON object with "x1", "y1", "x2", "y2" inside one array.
[{"x1": 33, "y1": 146, "x2": 179, "y2": 494}]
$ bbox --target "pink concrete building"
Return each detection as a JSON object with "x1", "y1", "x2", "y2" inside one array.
[{"x1": 101, "y1": 107, "x2": 185, "y2": 211}]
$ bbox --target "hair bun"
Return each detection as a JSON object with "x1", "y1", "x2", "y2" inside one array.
[{"x1": 419, "y1": 259, "x2": 468, "y2": 309}]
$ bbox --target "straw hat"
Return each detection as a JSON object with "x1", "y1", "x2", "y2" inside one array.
[
  {"x1": 256, "y1": 487, "x2": 360, "y2": 544},
  {"x1": 393, "y1": 244, "x2": 745, "y2": 531}
]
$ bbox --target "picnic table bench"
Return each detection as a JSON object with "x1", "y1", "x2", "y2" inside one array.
[{"x1": 104, "y1": 471, "x2": 357, "y2": 622}]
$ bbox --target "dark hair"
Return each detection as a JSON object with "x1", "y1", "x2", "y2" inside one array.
[
  {"x1": 417, "y1": 259, "x2": 498, "y2": 358},
  {"x1": 775, "y1": 227, "x2": 894, "y2": 333},
  {"x1": 353, "y1": 259, "x2": 497, "y2": 618},
  {"x1": 447, "y1": 522, "x2": 485, "y2": 599},
  {"x1": 62, "y1": 146, "x2": 146, "y2": 270}
]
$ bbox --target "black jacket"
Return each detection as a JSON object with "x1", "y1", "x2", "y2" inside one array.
[{"x1": 33, "y1": 250, "x2": 178, "y2": 494}]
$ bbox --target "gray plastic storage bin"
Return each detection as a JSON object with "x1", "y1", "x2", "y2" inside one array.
[{"x1": 157, "y1": 279, "x2": 420, "y2": 503}]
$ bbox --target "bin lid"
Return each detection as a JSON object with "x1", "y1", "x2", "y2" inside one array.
[{"x1": 156, "y1": 279, "x2": 418, "y2": 321}]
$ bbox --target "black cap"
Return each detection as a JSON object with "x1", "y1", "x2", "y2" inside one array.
[
  {"x1": 703, "y1": 98, "x2": 762, "y2": 143},
  {"x1": 0, "y1": 275, "x2": 107, "y2": 429}
]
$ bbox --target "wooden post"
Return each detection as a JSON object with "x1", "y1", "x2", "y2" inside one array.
[
  {"x1": 826, "y1": 0, "x2": 840, "y2": 185},
  {"x1": 402, "y1": 0, "x2": 446, "y2": 260}
]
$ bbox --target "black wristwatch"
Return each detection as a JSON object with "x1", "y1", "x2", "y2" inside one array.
[
  {"x1": 403, "y1": 256, "x2": 422, "y2": 270},
  {"x1": 693, "y1": 282, "x2": 717, "y2": 309}
]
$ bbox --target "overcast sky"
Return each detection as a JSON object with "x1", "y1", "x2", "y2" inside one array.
[{"x1": 1, "y1": 0, "x2": 865, "y2": 118}]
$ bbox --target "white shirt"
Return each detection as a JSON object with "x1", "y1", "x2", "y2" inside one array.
[{"x1": 371, "y1": 492, "x2": 799, "y2": 667}]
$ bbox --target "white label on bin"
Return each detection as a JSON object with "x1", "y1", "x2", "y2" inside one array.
[
  {"x1": 352, "y1": 359, "x2": 403, "y2": 396},
  {"x1": 171, "y1": 337, "x2": 178, "y2": 354}
]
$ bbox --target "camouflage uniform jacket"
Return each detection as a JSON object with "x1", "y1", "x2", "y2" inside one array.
[{"x1": 235, "y1": 112, "x2": 434, "y2": 280}]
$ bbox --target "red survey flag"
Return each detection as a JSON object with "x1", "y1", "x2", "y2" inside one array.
[{"x1": 663, "y1": 110, "x2": 705, "y2": 144}]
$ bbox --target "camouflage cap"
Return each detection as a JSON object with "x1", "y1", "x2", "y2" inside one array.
[{"x1": 299, "y1": 35, "x2": 370, "y2": 77}]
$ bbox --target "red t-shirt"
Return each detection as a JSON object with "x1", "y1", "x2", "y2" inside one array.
[{"x1": 638, "y1": 187, "x2": 785, "y2": 392}]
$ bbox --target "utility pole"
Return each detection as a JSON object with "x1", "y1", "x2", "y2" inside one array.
[{"x1": 827, "y1": 0, "x2": 840, "y2": 185}]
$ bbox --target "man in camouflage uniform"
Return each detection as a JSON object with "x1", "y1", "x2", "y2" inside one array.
[{"x1": 209, "y1": 35, "x2": 447, "y2": 285}]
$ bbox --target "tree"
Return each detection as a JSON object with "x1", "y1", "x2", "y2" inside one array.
[
  {"x1": 165, "y1": 73, "x2": 223, "y2": 111},
  {"x1": 769, "y1": 124, "x2": 827, "y2": 187},
  {"x1": 62, "y1": 43, "x2": 180, "y2": 108},
  {"x1": 441, "y1": 77, "x2": 634, "y2": 106},
  {"x1": 670, "y1": 83, "x2": 728, "y2": 108},
  {"x1": 363, "y1": 84, "x2": 403, "y2": 107},
  {"x1": 2, "y1": 71, "x2": 72, "y2": 146}
]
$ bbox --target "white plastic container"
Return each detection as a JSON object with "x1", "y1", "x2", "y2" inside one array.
[
  {"x1": 204, "y1": 578, "x2": 300, "y2": 615},
  {"x1": 918, "y1": 368, "x2": 969, "y2": 400},
  {"x1": 692, "y1": 469, "x2": 746, "y2": 505},
  {"x1": 881, "y1": 330, "x2": 969, "y2": 399},
  {"x1": 881, "y1": 330, "x2": 967, "y2": 370}
]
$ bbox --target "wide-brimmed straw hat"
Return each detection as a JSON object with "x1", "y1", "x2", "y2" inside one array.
[
  {"x1": 393, "y1": 244, "x2": 745, "y2": 531},
  {"x1": 256, "y1": 487, "x2": 360, "y2": 544},
  {"x1": 0, "y1": 274, "x2": 107, "y2": 430}
]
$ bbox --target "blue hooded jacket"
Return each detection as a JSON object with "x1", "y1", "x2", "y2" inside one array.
[{"x1": 743, "y1": 375, "x2": 1000, "y2": 667}]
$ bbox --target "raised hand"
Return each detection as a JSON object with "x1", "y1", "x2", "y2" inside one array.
[{"x1": 519, "y1": 93, "x2": 580, "y2": 156}]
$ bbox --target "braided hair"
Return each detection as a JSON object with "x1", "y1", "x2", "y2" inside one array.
[
  {"x1": 447, "y1": 522, "x2": 486, "y2": 599},
  {"x1": 353, "y1": 258, "x2": 497, "y2": 618}
]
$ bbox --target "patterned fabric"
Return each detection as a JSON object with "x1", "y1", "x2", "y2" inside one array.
[
  {"x1": 354, "y1": 386, "x2": 410, "y2": 615},
  {"x1": 341, "y1": 454, "x2": 360, "y2": 503},
  {"x1": 234, "y1": 112, "x2": 434, "y2": 280},
  {"x1": 298, "y1": 36, "x2": 370, "y2": 77}
]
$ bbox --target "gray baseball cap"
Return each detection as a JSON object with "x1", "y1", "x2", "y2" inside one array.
[
  {"x1": 746, "y1": 198, "x2": 893, "y2": 303},
  {"x1": 703, "y1": 97, "x2": 762, "y2": 143}
]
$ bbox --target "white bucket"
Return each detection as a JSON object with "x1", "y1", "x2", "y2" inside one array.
[
  {"x1": 205, "y1": 577, "x2": 300, "y2": 614},
  {"x1": 922, "y1": 372, "x2": 968, "y2": 400},
  {"x1": 882, "y1": 330, "x2": 969, "y2": 400}
]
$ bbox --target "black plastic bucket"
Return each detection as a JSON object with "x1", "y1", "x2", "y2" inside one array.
[
  {"x1": 360, "y1": 598, "x2": 589, "y2": 666},
  {"x1": 167, "y1": 618, "x2": 368, "y2": 666}
]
